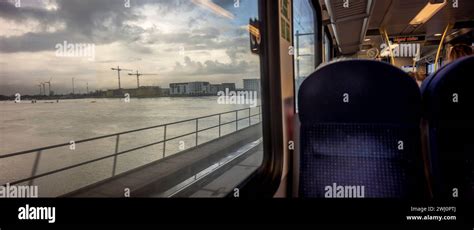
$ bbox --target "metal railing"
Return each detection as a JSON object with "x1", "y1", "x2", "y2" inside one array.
[{"x1": 0, "y1": 106, "x2": 262, "y2": 187}]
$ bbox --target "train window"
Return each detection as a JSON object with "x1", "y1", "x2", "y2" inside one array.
[
  {"x1": 0, "y1": 0, "x2": 263, "y2": 197},
  {"x1": 427, "y1": 63, "x2": 436, "y2": 75},
  {"x1": 323, "y1": 27, "x2": 331, "y2": 63},
  {"x1": 293, "y1": 0, "x2": 316, "y2": 111}
]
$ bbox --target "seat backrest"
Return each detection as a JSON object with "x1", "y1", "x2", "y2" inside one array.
[
  {"x1": 421, "y1": 56, "x2": 474, "y2": 200},
  {"x1": 298, "y1": 60, "x2": 427, "y2": 198}
]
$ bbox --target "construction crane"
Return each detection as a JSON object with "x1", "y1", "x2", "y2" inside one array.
[
  {"x1": 111, "y1": 66, "x2": 132, "y2": 89},
  {"x1": 128, "y1": 70, "x2": 158, "y2": 88},
  {"x1": 44, "y1": 77, "x2": 52, "y2": 96},
  {"x1": 41, "y1": 83, "x2": 46, "y2": 96}
]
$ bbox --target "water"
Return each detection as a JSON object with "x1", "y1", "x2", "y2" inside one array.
[{"x1": 0, "y1": 97, "x2": 261, "y2": 196}]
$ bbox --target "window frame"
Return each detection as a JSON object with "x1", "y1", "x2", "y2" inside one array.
[
  {"x1": 312, "y1": 0, "x2": 323, "y2": 68},
  {"x1": 323, "y1": 25, "x2": 333, "y2": 63},
  {"x1": 234, "y1": 0, "x2": 323, "y2": 198}
]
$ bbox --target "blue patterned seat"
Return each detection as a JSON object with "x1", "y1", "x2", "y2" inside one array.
[
  {"x1": 421, "y1": 56, "x2": 474, "y2": 200},
  {"x1": 298, "y1": 60, "x2": 427, "y2": 198}
]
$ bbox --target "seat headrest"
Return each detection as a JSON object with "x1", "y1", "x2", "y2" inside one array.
[
  {"x1": 421, "y1": 55, "x2": 474, "y2": 123},
  {"x1": 298, "y1": 60, "x2": 421, "y2": 124}
]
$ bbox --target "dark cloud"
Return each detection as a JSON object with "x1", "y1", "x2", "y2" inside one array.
[
  {"x1": 0, "y1": 0, "x2": 249, "y2": 54},
  {"x1": 0, "y1": 0, "x2": 152, "y2": 53},
  {"x1": 172, "y1": 55, "x2": 255, "y2": 77},
  {"x1": 0, "y1": 0, "x2": 61, "y2": 24}
]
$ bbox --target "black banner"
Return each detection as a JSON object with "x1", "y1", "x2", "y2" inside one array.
[{"x1": 0, "y1": 198, "x2": 473, "y2": 225}]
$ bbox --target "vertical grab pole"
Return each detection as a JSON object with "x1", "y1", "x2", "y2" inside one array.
[
  {"x1": 435, "y1": 23, "x2": 452, "y2": 71},
  {"x1": 382, "y1": 29, "x2": 395, "y2": 65},
  {"x1": 112, "y1": 134, "x2": 120, "y2": 176},
  {"x1": 163, "y1": 125, "x2": 167, "y2": 158},
  {"x1": 29, "y1": 150, "x2": 42, "y2": 186}
]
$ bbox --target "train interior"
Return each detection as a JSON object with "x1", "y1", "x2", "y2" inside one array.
[
  {"x1": 271, "y1": 0, "x2": 474, "y2": 199},
  {"x1": 0, "y1": 0, "x2": 473, "y2": 201},
  {"x1": 2, "y1": 0, "x2": 474, "y2": 225}
]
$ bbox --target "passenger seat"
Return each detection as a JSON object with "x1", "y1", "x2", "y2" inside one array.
[
  {"x1": 421, "y1": 56, "x2": 474, "y2": 200},
  {"x1": 298, "y1": 60, "x2": 428, "y2": 198}
]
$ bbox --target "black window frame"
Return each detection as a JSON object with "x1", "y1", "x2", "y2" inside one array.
[
  {"x1": 234, "y1": 0, "x2": 323, "y2": 198},
  {"x1": 312, "y1": 0, "x2": 323, "y2": 68},
  {"x1": 323, "y1": 25, "x2": 333, "y2": 63}
]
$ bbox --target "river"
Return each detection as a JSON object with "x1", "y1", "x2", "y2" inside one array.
[{"x1": 0, "y1": 97, "x2": 261, "y2": 196}]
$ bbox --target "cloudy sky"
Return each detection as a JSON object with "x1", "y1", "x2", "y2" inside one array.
[{"x1": 0, "y1": 0, "x2": 260, "y2": 95}]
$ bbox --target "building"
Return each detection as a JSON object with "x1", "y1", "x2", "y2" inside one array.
[
  {"x1": 210, "y1": 83, "x2": 236, "y2": 95},
  {"x1": 106, "y1": 89, "x2": 124, "y2": 97},
  {"x1": 131, "y1": 86, "x2": 163, "y2": 97},
  {"x1": 243, "y1": 79, "x2": 260, "y2": 92},
  {"x1": 170, "y1": 83, "x2": 188, "y2": 95},
  {"x1": 161, "y1": 88, "x2": 170, "y2": 96},
  {"x1": 187, "y1": 82, "x2": 210, "y2": 95},
  {"x1": 170, "y1": 82, "x2": 211, "y2": 96},
  {"x1": 169, "y1": 82, "x2": 237, "y2": 96},
  {"x1": 220, "y1": 83, "x2": 236, "y2": 91},
  {"x1": 106, "y1": 86, "x2": 164, "y2": 98},
  {"x1": 210, "y1": 84, "x2": 221, "y2": 94}
]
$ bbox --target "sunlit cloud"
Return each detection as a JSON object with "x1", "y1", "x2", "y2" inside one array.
[
  {"x1": 191, "y1": 0, "x2": 235, "y2": 19},
  {"x1": 0, "y1": 0, "x2": 259, "y2": 95}
]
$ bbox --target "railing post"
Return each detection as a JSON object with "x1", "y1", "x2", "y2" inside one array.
[
  {"x1": 163, "y1": 125, "x2": 167, "y2": 158},
  {"x1": 195, "y1": 119, "x2": 199, "y2": 146},
  {"x1": 235, "y1": 111, "x2": 238, "y2": 131},
  {"x1": 218, "y1": 114, "x2": 221, "y2": 137},
  {"x1": 29, "y1": 150, "x2": 42, "y2": 186},
  {"x1": 112, "y1": 134, "x2": 120, "y2": 176},
  {"x1": 248, "y1": 107, "x2": 251, "y2": 126}
]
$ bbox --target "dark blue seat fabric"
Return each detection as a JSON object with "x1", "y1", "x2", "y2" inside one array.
[
  {"x1": 421, "y1": 56, "x2": 474, "y2": 200},
  {"x1": 298, "y1": 60, "x2": 427, "y2": 198}
]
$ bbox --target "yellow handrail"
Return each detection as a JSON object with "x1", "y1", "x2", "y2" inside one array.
[
  {"x1": 434, "y1": 23, "x2": 452, "y2": 71},
  {"x1": 382, "y1": 29, "x2": 395, "y2": 65}
]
